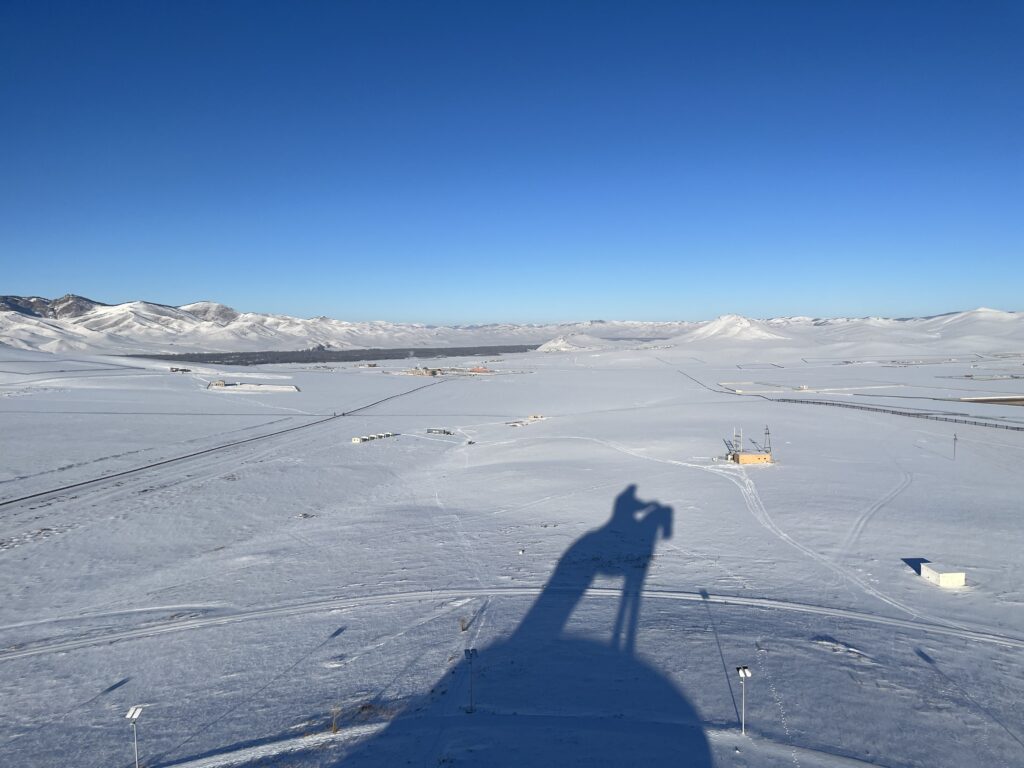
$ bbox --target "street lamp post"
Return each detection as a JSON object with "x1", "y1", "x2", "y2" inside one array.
[
  {"x1": 736, "y1": 666, "x2": 752, "y2": 735},
  {"x1": 125, "y1": 706, "x2": 143, "y2": 768}
]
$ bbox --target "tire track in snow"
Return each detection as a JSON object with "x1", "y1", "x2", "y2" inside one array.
[
  {"x1": 0, "y1": 415, "x2": 337, "y2": 511},
  {"x1": 0, "y1": 419, "x2": 345, "y2": 557},
  {"x1": 3, "y1": 584, "x2": 1022, "y2": 663},
  {"x1": 0, "y1": 380, "x2": 446, "y2": 512},
  {"x1": 722, "y1": 464, "x2": 976, "y2": 633},
  {"x1": 741, "y1": 470, "x2": 972, "y2": 632},
  {"x1": 756, "y1": 646, "x2": 801, "y2": 767},
  {"x1": 432, "y1": 489, "x2": 487, "y2": 589},
  {"x1": 837, "y1": 469, "x2": 913, "y2": 562},
  {"x1": 562, "y1": 435, "x2": 973, "y2": 634}
]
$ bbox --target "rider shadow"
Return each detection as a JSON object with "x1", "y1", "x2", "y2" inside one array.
[{"x1": 338, "y1": 485, "x2": 712, "y2": 767}]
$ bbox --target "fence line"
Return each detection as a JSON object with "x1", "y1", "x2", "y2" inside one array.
[{"x1": 770, "y1": 397, "x2": 1024, "y2": 432}]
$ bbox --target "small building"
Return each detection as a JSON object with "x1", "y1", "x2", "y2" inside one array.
[
  {"x1": 210, "y1": 379, "x2": 226, "y2": 387},
  {"x1": 731, "y1": 451, "x2": 773, "y2": 465},
  {"x1": 355, "y1": 433, "x2": 395, "y2": 442},
  {"x1": 921, "y1": 563, "x2": 966, "y2": 588},
  {"x1": 726, "y1": 426, "x2": 774, "y2": 465},
  {"x1": 427, "y1": 428, "x2": 453, "y2": 435}
]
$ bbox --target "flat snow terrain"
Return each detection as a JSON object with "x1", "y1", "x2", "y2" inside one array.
[{"x1": 1, "y1": 338, "x2": 1023, "y2": 767}]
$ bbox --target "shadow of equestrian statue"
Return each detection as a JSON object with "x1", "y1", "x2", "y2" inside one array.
[
  {"x1": 328, "y1": 484, "x2": 708, "y2": 767},
  {"x1": 514, "y1": 484, "x2": 673, "y2": 654}
]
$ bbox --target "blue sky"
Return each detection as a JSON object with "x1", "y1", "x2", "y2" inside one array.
[{"x1": 2, "y1": 1, "x2": 1021, "y2": 323}]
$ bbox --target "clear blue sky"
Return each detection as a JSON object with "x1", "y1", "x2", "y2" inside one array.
[{"x1": 2, "y1": 1, "x2": 1021, "y2": 323}]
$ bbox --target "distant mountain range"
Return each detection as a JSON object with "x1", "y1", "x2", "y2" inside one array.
[
  {"x1": 0, "y1": 293, "x2": 108, "y2": 320},
  {"x1": 1, "y1": 294, "x2": 1021, "y2": 356}
]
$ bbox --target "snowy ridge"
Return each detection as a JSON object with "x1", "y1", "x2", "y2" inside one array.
[{"x1": 0, "y1": 294, "x2": 1021, "y2": 354}]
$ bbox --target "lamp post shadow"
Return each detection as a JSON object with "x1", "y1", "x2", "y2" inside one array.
[{"x1": 338, "y1": 485, "x2": 712, "y2": 767}]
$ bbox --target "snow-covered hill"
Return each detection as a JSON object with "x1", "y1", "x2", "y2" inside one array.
[
  {"x1": 679, "y1": 314, "x2": 788, "y2": 342},
  {"x1": 0, "y1": 294, "x2": 1021, "y2": 355},
  {"x1": 537, "y1": 333, "x2": 615, "y2": 352}
]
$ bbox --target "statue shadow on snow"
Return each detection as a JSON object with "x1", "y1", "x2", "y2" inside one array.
[{"x1": 338, "y1": 484, "x2": 712, "y2": 767}]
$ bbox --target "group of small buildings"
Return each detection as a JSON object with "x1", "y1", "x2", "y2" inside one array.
[
  {"x1": 169, "y1": 366, "x2": 192, "y2": 373},
  {"x1": 207, "y1": 380, "x2": 300, "y2": 392},
  {"x1": 409, "y1": 365, "x2": 494, "y2": 377},
  {"x1": 354, "y1": 427, "x2": 464, "y2": 443},
  {"x1": 506, "y1": 414, "x2": 546, "y2": 428},
  {"x1": 352, "y1": 432, "x2": 396, "y2": 443}
]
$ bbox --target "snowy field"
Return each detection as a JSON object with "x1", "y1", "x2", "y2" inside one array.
[{"x1": 2, "y1": 336, "x2": 1023, "y2": 767}]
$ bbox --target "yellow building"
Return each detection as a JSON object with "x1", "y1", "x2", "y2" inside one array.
[
  {"x1": 726, "y1": 426, "x2": 774, "y2": 464},
  {"x1": 731, "y1": 451, "x2": 773, "y2": 465}
]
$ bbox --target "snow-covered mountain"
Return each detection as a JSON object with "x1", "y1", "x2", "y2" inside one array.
[
  {"x1": 0, "y1": 293, "x2": 106, "y2": 319},
  {"x1": 0, "y1": 294, "x2": 1021, "y2": 355}
]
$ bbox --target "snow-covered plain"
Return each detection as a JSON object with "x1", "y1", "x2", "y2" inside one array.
[{"x1": 1, "y1": 318, "x2": 1023, "y2": 767}]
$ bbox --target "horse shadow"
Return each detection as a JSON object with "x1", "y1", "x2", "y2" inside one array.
[
  {"x1": 513, "y1": 483, "x2": 673, "y2": 653},
  {"x1": 336, "y1": 485, "x2": 712, "y2": 767}
]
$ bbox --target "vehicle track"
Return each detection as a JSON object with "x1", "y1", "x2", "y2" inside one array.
[
  {"x1": 3, "y1": 584, "x2": 1022, "y2": 663},
  {"x1": 553, "y1": 435, "x2": 971, "y2": 632},
  {"x1": 721, "y1": 465, "x2": 977, "y2": 633},
  {"x1": 837, "y1": 469, "x2": 913, "y2": 561},
  {"x1": 465, "y1": 433, "x2": 987, "y2": 633},
  {"x1": 0, "y1": 380, "x2": 446, "y2": 512},
  {"x1": 0, "y1": 421, "x2": 334, "y2": 551}
]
